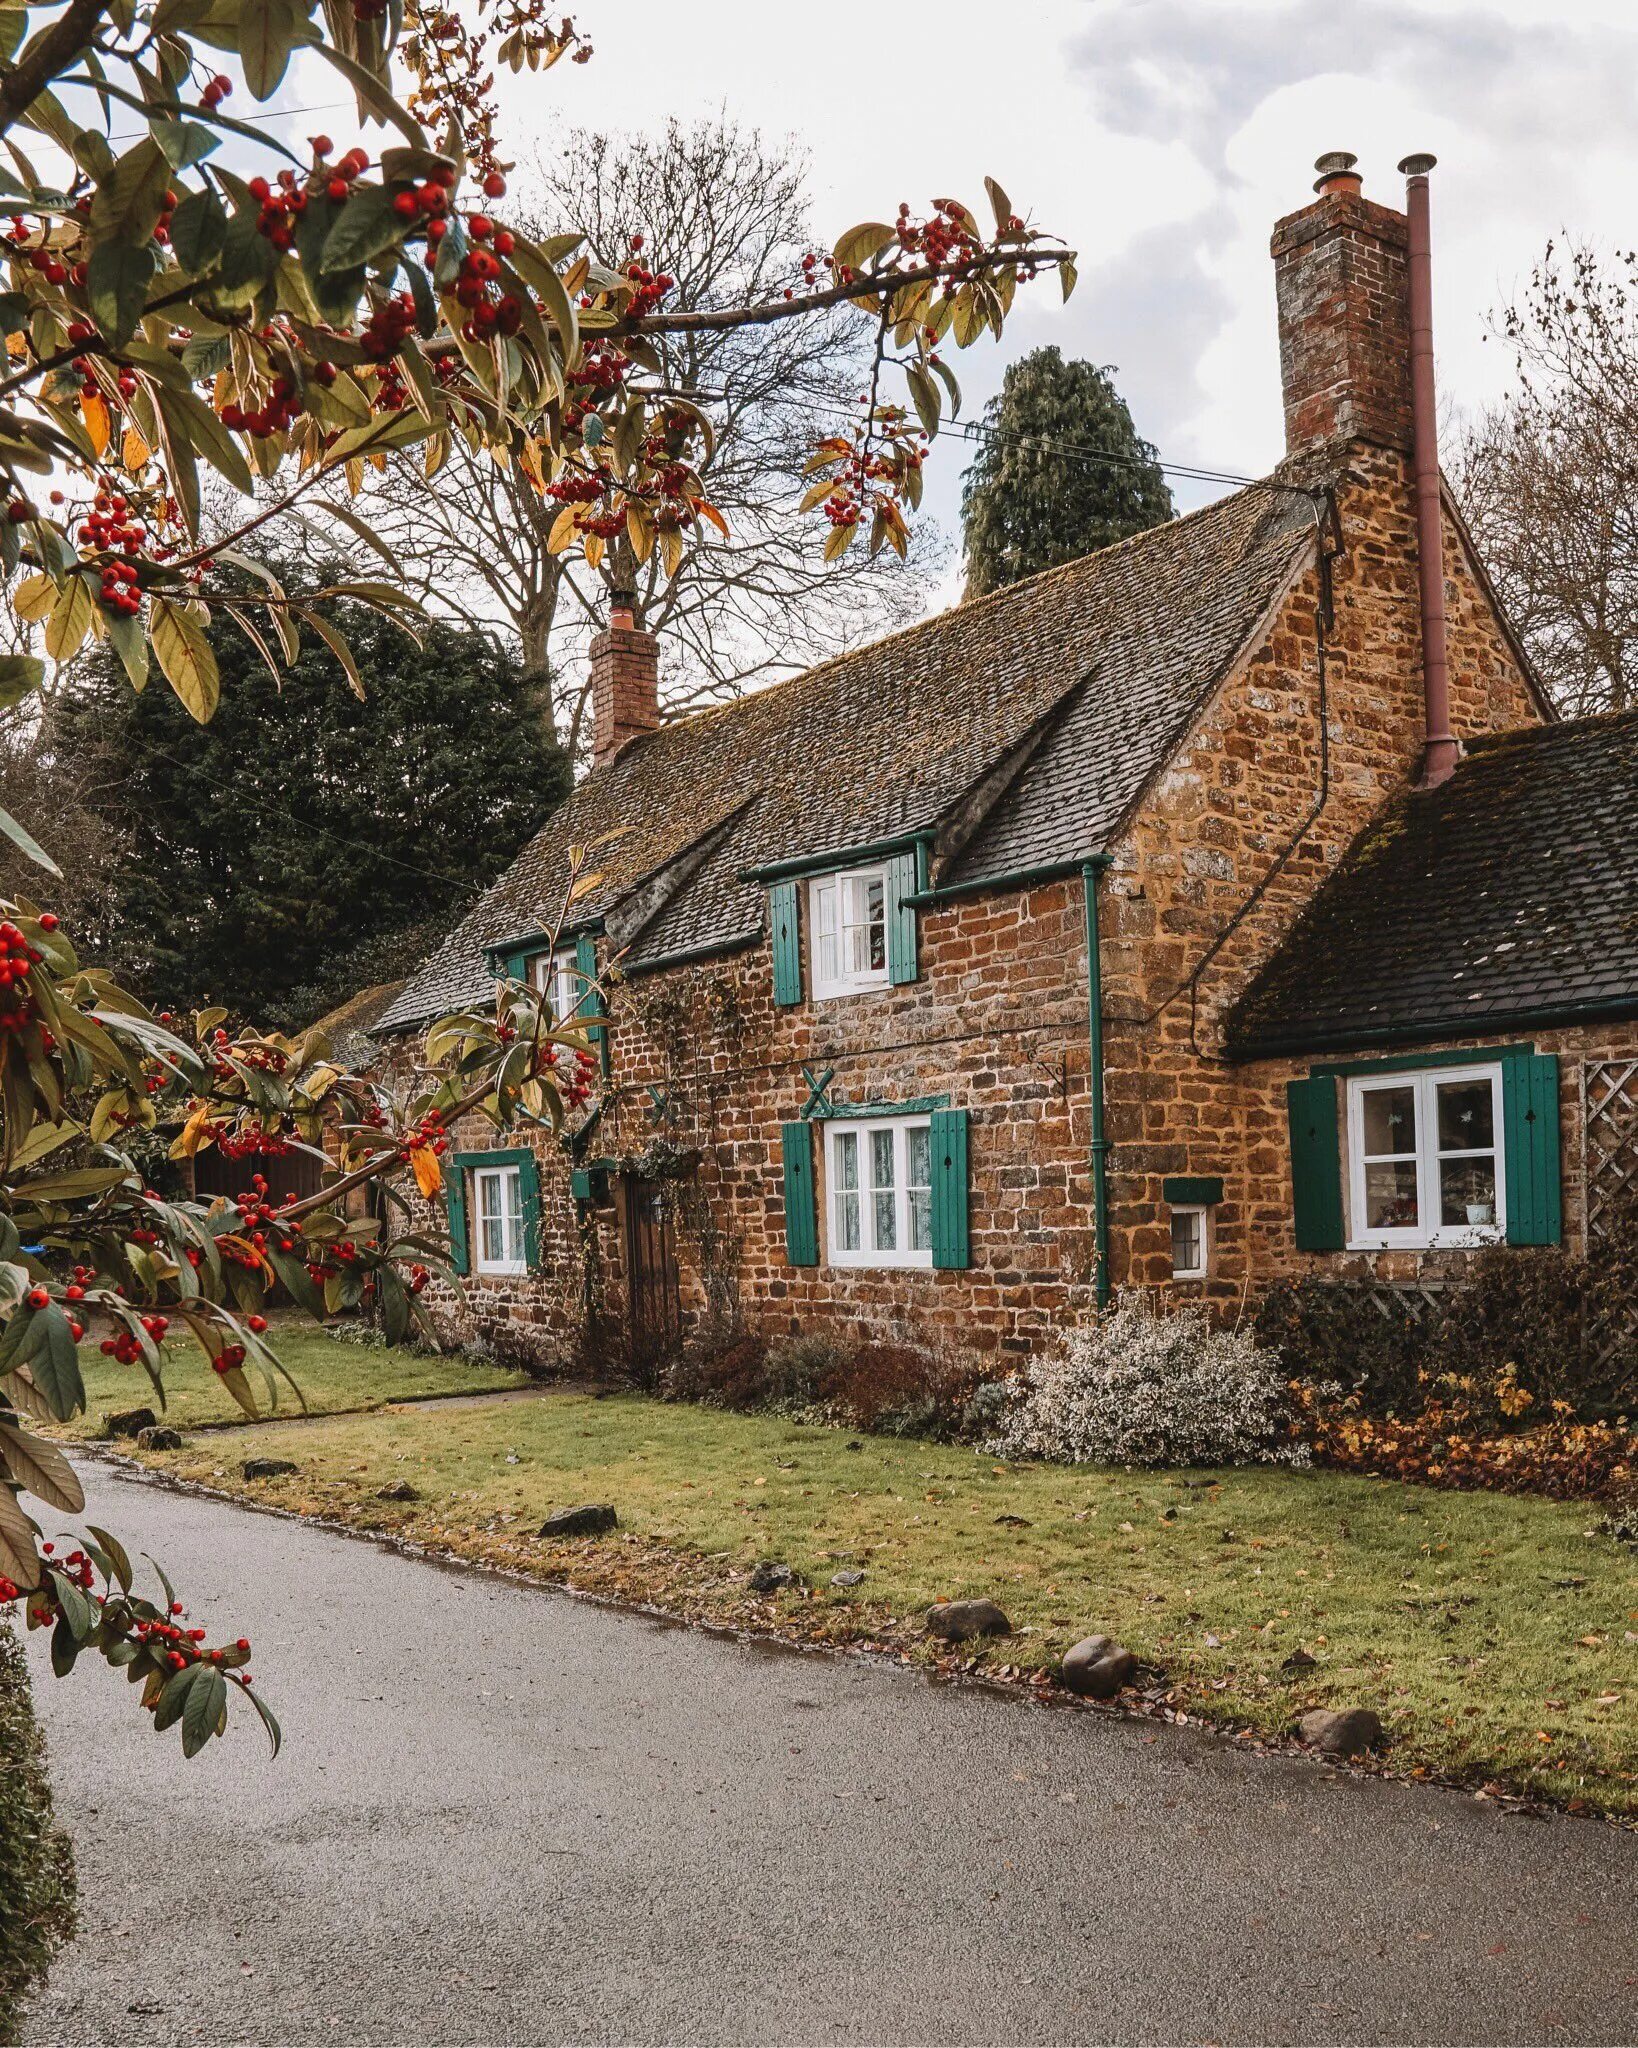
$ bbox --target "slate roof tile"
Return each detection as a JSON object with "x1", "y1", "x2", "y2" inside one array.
[
  {"x1": 376, "y1": 477, "x2": 1319, "y2": 1034},
  {"x1": 1227, "y1": 708, "x2": 1638, "y2": 1058}
]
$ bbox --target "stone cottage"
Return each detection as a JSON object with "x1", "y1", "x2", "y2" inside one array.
[{"x1": 370, "y1": 153, "x2": 1638, "y2": 1370}]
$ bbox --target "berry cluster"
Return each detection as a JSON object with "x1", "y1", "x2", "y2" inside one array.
[
  {"x1": 100, "y1": 1312, "x2": 168, "y2": 1365},
  {"x1": 620, "y1": 240, "x2": 673, "y2": 319},
  {"x1": 220, "y1": 375, "x2": 300, "y2": 440},
  {"x1": 38, "y1": 1541, "x2": 94, "y2": 1591},
  {"x1": 201, "y1": 73, "x2": 232, "y2": 110},
  {"x1": 0, "y1": 920, "x2": 40, "y2": 1030},
  {"x1": 400, "y1": 1110, "x2": 448, "y2": 1158},
  {"x1": 360, "y1": 291, "x2": 419, "y2": 362},
  {"x1": 450, "y1": 234, "x2": 524, "y2": 344}
]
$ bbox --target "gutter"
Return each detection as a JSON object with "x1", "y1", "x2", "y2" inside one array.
[
  {"x1": 906, "y1": 855, "x2": 1091, "y2": 909},
  {"x1": 1081, "y1": 857, "x2": 1114, "y2": 1309},
  {"x1": 1227, "y1": 988, "x2": 1638, "y2": 1065},
  {"x1": 739, "y1": 829, "x2": 937, "y2": 886}
]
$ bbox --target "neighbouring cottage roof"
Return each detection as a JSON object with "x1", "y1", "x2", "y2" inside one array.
[
  {"x1": 1228, "y1": 708, "x2": 1638, "y2": 1059},
  {"x1": 375, "y1": 478, "x2": 1322, "y2": 1034},
  {"x1": 306, "y1": 978, "x2": 409, "y2": 1069}
]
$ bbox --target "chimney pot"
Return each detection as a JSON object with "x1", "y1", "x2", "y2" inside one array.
[
  {"x1": 1397, "y1": 152, "x2": 1437, "y2": 178},
  {"x1": 1312, "y1": 149, "x2": 1363, "y2": 196}
]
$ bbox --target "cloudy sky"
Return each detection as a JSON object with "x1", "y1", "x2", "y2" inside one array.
[{"x1": 461, "y1": 0, "x2": 1634, "y2": 554}]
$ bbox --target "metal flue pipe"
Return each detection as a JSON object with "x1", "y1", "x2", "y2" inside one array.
[{"x1": 1399, "y1": 153, "x2": 1459, "y2": 787}]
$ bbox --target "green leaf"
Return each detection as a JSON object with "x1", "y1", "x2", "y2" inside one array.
[
  {"x1": 182, "y1": 1665, "x2": 227, "y2": 1756},
  {"x1": 88, "y1": 136, "x2": 170, "y2": 246},
  {"x1": 157, "y1": 384, "x2": 253, "y2": 494},
  {"x1": 237, "y1": 0, "x2": 302, "y2": 101},
  {"x1": 25, "y1": 1308, "x2": 83, "y2": 1422},
  {"x1": 150, "y1": 596, "x2": 220, "y2": 722},
  {"x1": 0, "y1": 653, "x2": 43, "y2": 709},
  {"x1": 88, "y1": 237, "x2": 157, "y2": 347},
  {"x1": 237, "y1": 1674, "x2": 282, "y2": 1757},
  {"x1": 85, "y1": 1520, "x2": 133, "y2": 1592},
  {"x1": 152, "y1": 118, "x2": 219, "y2": 171},
  {"x1": 153, "y1": 1657, "x2": 203, "y2": 1732},
  {"x1": 169, "y1": 186, "x2": 228, "y2": 275},
  {"x1": 320, "y1": 183, "x2": 406, "y2": 275},
  {"x1": 0, "y1": 1485, "x2": 39, "y2": 1589},
  {"x1": 0, "y1": 1419, "x2": 84, "y2": 1513},
  {"x1": 106, "y1": 607, "x2": 149, "y2": 689}
]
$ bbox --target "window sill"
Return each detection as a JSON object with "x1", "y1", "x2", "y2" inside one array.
[
  {"x1": 826, "y1": 1252, "x2": 934, "y2": 1272},
  {"x1": 475, "y1": 1263, "x2": 529, "y2": 1278},
  {"x1": 810, "y1": 977, "x2": 892, "y2": 1004},
  {"x1": 1345, "y1": 1229, "x2": 1505, "y2": 1254}
]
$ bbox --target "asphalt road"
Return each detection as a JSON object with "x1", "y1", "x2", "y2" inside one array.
[{"x1": 21, "y1": 1462, "x2": 1638, "y2": 2048}]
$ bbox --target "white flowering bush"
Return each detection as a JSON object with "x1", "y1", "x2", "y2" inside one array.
[{"x1": 992, "y1": 1293, "x2": 1310, "y2": 1469}]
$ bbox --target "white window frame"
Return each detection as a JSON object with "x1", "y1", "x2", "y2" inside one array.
[
  {"x1": 824, "y1": 1115, "x2": 933, "y2": 1269},
  {"x1": 530, "y1": 945, "x2": 583, "y2": 1026},
  {"x1": 472, "y1": 1164, "x2": 527, "y2": 1276},
  {"x1": 808, "y1": 866, "x2": 891, "y2": 1001},
  {"x1": 1169, "y1": 1203, "x2": 1209, "y2": 1281},
  {"x1": 1345, "y1": 1064, "x2": 1507, "y2": 1251}
]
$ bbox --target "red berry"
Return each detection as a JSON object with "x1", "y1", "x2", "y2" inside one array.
[
  {"x1": 24, "y1": 1287, "x2": 47, "y2": 1310},
  {"x1": 37, "y1": 913, "x2": 56, "y2": 931}
]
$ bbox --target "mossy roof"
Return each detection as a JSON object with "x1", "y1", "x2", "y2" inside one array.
[{"x1": 376, "y1": 478, "x2": 1320, "y2": 1034}]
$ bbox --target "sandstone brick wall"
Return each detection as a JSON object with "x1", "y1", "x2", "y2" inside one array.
[
  {"x1": 1093, "y1": 444, "x2": 1544, "y2": 1304},
  {"x1": 390, "y1": 443, "x2": 1566, "y2": 1371}
]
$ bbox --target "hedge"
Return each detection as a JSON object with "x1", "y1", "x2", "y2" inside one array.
[{"x1": 0, "y1": 1623, "x2": 75, "y2": 2045}]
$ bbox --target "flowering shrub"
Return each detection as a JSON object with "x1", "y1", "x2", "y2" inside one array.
[{"x1": 992, "y1": 1293, "x2": 1310, "y2": 1469}]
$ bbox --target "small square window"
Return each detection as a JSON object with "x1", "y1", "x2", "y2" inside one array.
[
  {"x1": 825, "y1": 1116, "x2": 932, "y2": 1268},
  {"x1": 473, "y1": 1165, "x2": 527, "y2": 1275},
  {"x1": 808, "y1": 867, "x2": 890, "y2": 1000},
  {"x1": 1170, "y1": 1204, "x2": 1208, "y2": 1281}
]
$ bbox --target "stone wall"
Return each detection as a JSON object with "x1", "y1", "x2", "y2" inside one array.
[{"x1": 391, "y1": 440, "x2": 1562, "y2": 1370}]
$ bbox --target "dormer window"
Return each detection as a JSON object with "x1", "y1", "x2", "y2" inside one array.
[
  {"x1": 809, "y1": 868, "x2": 889, "y2": 1000},
  {"x1": 530, "y1": 946, "x2": 582, "y2": 1025}
]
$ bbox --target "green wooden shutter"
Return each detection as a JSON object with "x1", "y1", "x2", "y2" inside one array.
[
  {"x1": 780, "y1": 1121, "x2": 817, "y2": 1265},
  {"x1": 517, "y1": 1150, "x2": 544, "y2": 1271},
  {"x1": 492, "y1": 944, "x2": 530, "y2": 981},
  {"x1": 886, "y1": 850, "x2": 919, "y2": 985},
  {"x1": 445, "y1": 1170, "x2": 471, "y2": 1277},
  {"x1": 770, "y1": 880, "x2": 802, "y2": 1006},
  {"x1": 929, "y1": 1107, "x2": 970, "y2": 1269},
  {"x1": 575, "y1": 932, "x2": 609, "y2": 1074},
  {"x1": 1286, "y1": 1075, "x2": 1344, "y2": 1251},
  {"x1": 1503, "y1": 1050, "x2": 1561, "y2": 1245}
]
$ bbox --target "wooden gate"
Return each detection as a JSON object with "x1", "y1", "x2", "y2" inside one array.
[{"x1": 622, "y1": 1175, "x2": 680, "y2": 1371}]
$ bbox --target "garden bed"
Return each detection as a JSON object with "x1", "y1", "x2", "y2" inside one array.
[{"x1": 115, "y1": 1381, "x2": 1638, "y2": 1818}]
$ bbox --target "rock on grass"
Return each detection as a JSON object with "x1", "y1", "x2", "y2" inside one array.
[
  {"x1": 1060, "y1": 1635, "x2": 1135, "y2": 1699},
  {"x1": 539, "y1": 1504, "x2": 618, "y2": 1538},
  {"x1": 1299, "y1": 1707, "x2": 1385, "y2": 1757},
  {"x1": 925, "y1": 1599, "x2": 1011, "y2": 1642},
  {"x1": 243, "y1": 1457, "x2": 299, "y2": 1481}
]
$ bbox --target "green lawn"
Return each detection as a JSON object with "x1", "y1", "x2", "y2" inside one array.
[
  {"x1": 60, "y1": 1320, "x2": 528, "y2": 1438},
  {"x1": 125, "y1": 1380, "x2": 1638, "y2": 1815}
]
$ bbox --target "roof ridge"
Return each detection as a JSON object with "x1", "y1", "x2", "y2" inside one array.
[{"x1": 1463, "y1": 703, "x2": 1638, "y2": 757}]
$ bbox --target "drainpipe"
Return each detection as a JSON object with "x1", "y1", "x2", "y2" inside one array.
[
  {"x1": 1081, "y1": 858, "x2": 1112, "y2": 1310},
  {"x1": 1399, "y1": 153, "x2": 1459, "y2": 788}
]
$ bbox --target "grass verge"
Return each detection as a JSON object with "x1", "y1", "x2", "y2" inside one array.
[
  {"x1": 0, "y1": 1624, "x2": 75, "y2": 2045},
  {"x1": 52, "y1": 1321, "x2": 529, "y2": 1440},
  {"x1": 122, "y1": 1385, "x2": 1638, "y2": 1816}
]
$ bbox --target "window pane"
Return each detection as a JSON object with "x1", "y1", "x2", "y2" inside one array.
[
  {"x1": 1437, "y1": 1078, "x2": 1495, "y2": 1153},
  {"x1": 1440, "y1": 1155, "x2": 1498, "y2": 1228},
  {"x1": 870, "y1": 1128, "x2": 897, "y2": 1250},
  {"x1": 1171, "y1": 1208, "x2": 1202, "y2": 1274},
  {"x1": 907, "y1": 1127, "x2": 931, "y2": 1251},
  {"x1": 836, "y1": 1192, "x2": 860, "y2": 1251},
  {"x1": 504, "y1": 1172, "x2": 524, "y2": 1263},
  {"x1": 1361, "y1": 1085, "x2": 1416, "y2": 1158},
  {"x1": 1364, "y1": 1159, "x2": 1419, "y2": 1230},
  {"x1": 814, "y1": 883, "x2": 838, "y2": 986},
  {"x1": 834, "y1": 1131, "x2": 858, "y2": 1190},
  {"x1": 865, "y1": 877, "x2": 885, "y2": 972}
]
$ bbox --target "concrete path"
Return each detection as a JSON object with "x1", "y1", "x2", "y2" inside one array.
[{"x1": 22, "y1": 1462, "x2": 1638, "y2": 2048}]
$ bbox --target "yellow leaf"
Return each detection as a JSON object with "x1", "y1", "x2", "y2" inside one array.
[
  {"x1": 625, "y1": 499, "x2": 654, "y2": 561},
  {"x1": 44, "y1": 575, "x2": 93, "y2": 662},
  {"x1": 546, "y1": 504, "x2": 580, "y2": 555},
  {"x1": 12, "y1": 572, "x2": 54, "y2": 622},
  {"x1": 81, "y1": 391, "x2": 110, "y2": 457},
  {"x1": 694, "y1": 499, "x2": 730, "y2": 539},
  {"x1": 583, "y1": 530, "x2": 605, "y2": 571},
  {"x1": 151, "y1": 596, "x2": 220, "y2": 722},
  {"x1": 409, "y1": 1145, "x2": 443, "y2": 1198},
  {"x1": 177, "y1": 1102, "x2": 213, "y2": 1157},
  {"x1": 659, "y1": 524, "x2": 684, "y2": 578}
]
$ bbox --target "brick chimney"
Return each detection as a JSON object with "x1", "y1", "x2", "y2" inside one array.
[
  {"x1": 589, "y1": 593, "x2": 660, "y2": 770},
  {"x1": 1270, "y1": 151, "x2": 1413, "y2": 455}
]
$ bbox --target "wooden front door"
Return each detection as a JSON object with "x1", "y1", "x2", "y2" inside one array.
[{"x1": 623, "y1": 1176, "x2": 680, "y2": 1370}]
